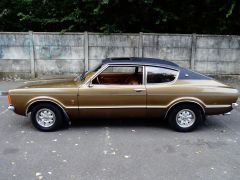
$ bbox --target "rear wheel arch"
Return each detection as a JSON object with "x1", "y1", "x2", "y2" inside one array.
[{"x1": 165, "y1": 101, "x2": 205, "y2": 119}]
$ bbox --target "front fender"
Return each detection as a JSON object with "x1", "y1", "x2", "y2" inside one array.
[{"x1": 25, "y1": 96, "x2": 66, "y2": 115}]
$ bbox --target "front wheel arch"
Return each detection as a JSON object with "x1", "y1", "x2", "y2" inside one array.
[{"x1": 26, "y1": 100, "x2": 70, "y2": 123}]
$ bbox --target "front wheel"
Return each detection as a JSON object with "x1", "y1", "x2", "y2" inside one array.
[
  {"x1": 168, "y1": 104, "x2": 203, "y2": 132},
  {"x1": 30, "y1": 103, "x2": 64, "y2": 132}
]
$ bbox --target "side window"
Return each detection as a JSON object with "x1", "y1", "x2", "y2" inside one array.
[
  {"x1": 92, "y1": 66, "x2": 143, "y2": 85},
  {"x1": 147, "y1": 66, "x2": 178, "y2": 84}
]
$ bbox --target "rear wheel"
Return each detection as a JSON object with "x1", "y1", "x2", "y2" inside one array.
[
  {"x1": 168, "y1": 104, "x2": 203, "y2": 132},
  {"x1": 30, "y1": 103, "x2": 64, "y2": 131}
]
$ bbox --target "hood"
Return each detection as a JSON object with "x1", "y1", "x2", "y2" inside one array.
[{"x1": 18, "y1": 75, "x2": 81, "y2": 89}]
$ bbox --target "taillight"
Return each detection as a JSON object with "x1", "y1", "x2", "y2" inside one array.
[{"x1": 8, "y1": 95, "x2": 12, "y2": 105}]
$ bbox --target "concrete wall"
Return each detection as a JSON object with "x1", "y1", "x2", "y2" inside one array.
[{"x1": 0, "y1": 32, "x2": 239, "y2": 79}]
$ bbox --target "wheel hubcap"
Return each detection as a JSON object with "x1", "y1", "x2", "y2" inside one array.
[
  {"x1": 36, "y1": 108, "x2": 56, "y2": 128},
  {"x1": 176, "y1": 109, "x2": 196, "y2": 128}
]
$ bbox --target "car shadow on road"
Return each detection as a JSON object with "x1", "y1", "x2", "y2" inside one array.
[
  {"x1": 70, "y1": 117, "x2": 171, "y2": 129},
  {"x1": 69, "y1": 116, "x2": 229, "y2": 133},
  {"x1": 200, "y1": 116, "x2": 230, "y2": 131},
  {"x1": 17, "y1": 115, "x2": 228, "y2": 132}
]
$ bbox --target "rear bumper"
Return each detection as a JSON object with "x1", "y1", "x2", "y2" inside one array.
[
  {"x1": 223, "y1": 103, "x2": 238, "y2": 115},
  {"x1": 232, "y1": 103, "x2": 238, "y2": 109},
  {"x1": 8, "y1": 105, "x2": 15, "y2": 111}
]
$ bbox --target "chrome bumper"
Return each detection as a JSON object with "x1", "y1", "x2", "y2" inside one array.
[
  {"x1": 232, "y1": 103, "x2": 239, "y2": 109},
  {"x1": 223, "y1": 103, "x2": 238, "y2": 115},
  {"x1": 8, "y1": 105, "x2": 15, "y2": 111}
]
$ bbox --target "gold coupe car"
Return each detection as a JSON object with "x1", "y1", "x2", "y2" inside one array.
[{"x1": 8, "y1": 57, "x2": 239, "y2": 132}]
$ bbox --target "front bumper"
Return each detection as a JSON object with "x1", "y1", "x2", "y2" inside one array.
[{"x1": 8, "y1": 105, "x2": 15, "y2": 111}]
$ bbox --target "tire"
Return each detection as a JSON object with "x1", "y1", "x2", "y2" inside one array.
[
  {"x1": 168, "y1": 104, "x2": 203, "y2": 132},
  {"x1": 30, "y1": 103, "x2": 64, "y2": 132}
]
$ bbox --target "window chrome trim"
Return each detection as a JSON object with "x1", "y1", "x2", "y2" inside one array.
[
  {"x1": 143, "y1": 65, "x2": 147, "y2": 85},
  {"x1": 85, "y1": 64, "x2": 145, "y2": 86},
  {"x1": 106, "y1": 62, "x2": 179, "y2": 71},
  {"x1": 83, "y1": 63, "x2": 180, "y2": 87},
  {"x1": 145, "y1": 65, "x2": 180, "y2": 85},
  {"x1": 84, "y1": 64, "x2": 108, "y2": 86}
]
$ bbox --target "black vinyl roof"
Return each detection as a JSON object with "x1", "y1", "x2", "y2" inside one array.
[
  {"x1": 102, "y1": 57, "x2": 179, "y2": 69},
  {"x1": 101, "y1": 57, "x2": 211, "y2": 80}
]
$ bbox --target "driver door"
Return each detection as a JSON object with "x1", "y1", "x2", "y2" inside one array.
[{"x1": 78, "y1": 65, "x2": 146, "y2": 118}]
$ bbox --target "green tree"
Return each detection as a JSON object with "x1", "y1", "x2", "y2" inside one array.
[{"x1": 0, "y1": 0, "x2": 239, "y2": 34}]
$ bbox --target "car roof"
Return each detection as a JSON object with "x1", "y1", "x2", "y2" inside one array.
[
  {"x1": 102, "y1": 57, "x2": 179, "y2": 69},
  {"x1": 101, "y1": 57, "x2": 211, "y2": 80}
]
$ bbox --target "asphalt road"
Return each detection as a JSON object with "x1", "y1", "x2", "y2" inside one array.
[{"x1": 0, "y1": 96, "x2": 240, "y2": 180}]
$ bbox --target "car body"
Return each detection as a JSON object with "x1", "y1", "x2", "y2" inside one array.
[{"x1": 8, "y1": 57, "x2": 239, "y2": 132}]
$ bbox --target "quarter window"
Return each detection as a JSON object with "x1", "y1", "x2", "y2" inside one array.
[{"x1": 147, "y1": 66, "x2": 178, "y2": 84}]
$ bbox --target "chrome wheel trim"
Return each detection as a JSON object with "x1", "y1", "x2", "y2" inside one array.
[
  {"x1": 36, "y1": 108, "x2": 56, "y2": 128},
  {"x1": 176, "y1": 109, "x2": 196, "y2": 128}
]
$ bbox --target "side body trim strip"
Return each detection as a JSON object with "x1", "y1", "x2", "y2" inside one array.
[
  {"x1": 76, "y1": 104, "x2": 231, "y2": 109},
  {"x1": 205, "y1": 105, "x2": 231, "y2": 108},
  {"x1": 12, "y1": 93, "x2": 235, "y2": 97}
]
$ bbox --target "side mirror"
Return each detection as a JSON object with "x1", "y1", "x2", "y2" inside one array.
[{"x1": 88, "y1": 81, "x2": 94, "y2": 88}]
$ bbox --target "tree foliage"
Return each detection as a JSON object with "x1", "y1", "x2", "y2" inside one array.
[{"x1": 0, "y1": 0, "x2": 239, "y2": 34}]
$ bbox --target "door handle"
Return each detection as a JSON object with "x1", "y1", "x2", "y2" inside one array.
[{"x1": 134, "y1": 88, "x2": 146, "y2": 92}]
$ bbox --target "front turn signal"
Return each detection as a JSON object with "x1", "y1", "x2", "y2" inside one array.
[{"x1": 8, "y1": 95, "x2": 12, "y2": 105}]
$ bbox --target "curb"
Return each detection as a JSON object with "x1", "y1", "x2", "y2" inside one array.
[{"x1": 0, "y1": 91, "x2": 8, "y2": 96}]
